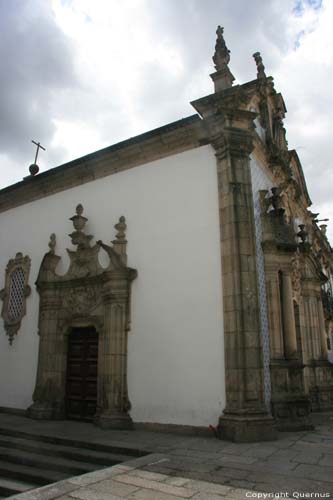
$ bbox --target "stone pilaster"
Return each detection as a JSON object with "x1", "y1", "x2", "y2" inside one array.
[
  {"x1": 264, "y1": 266, "x2": 284, "y2": 359},
  {"x1": 318, "y1": 298, "x2": 328, "y2": 359},
  {"x1": 27, "y1": 290, "x2": 65, "y2": 419},
  {"x1": 197, "y1": 109, "x2": 276, "y2": 441},
  {"x1": 281, "y1": 272, "x2": 298, "y2": 358},
  {"x1": 96, "y1": 270, "x2": 133, "y2": 429}
]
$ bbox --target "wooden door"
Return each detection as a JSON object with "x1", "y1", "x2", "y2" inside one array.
[{"x1": 66, "y1": 327, "x2": 98, "y2": 421}]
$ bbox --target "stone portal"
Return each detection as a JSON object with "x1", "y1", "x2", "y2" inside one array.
[{"x1": 27, "y1": 205, "x2": 137, "y2": 429}]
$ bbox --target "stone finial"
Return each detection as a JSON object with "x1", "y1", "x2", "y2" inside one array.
[
  {"x1": 253, "y1": 52, "x2": 266, "y2": 79},
  {"x1": 320, "y1": 224, "x2": 327, "y2": 236},
  {"x1": 213, "y1": 26, "x2": 230, "y2": 71},
  {"x1": 70, "y1": 204, "x2": 87, "y2": 232},
  {"x1": 210, "y1": 26, "x2": 235, "y2": 92},
  {"x1": 114, "y1": 216, "x2": 127, "y2": 242},
  {"x1": 113, "y1": 216, "x2": 127, "y2": 263},
  {"x1": 48, "y1": 233, "x2": 56, "y2": 254},
  {"x1": 69, "y1": 204, "x2": 93, "y2": 249}
]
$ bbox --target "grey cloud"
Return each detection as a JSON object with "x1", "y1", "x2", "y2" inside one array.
[
  {"x1": 0, "y1": 0, "x2": 78, "y2": 166},
  {"x1": 0, "y1": 0, "x2": 331, "y2": 243}
]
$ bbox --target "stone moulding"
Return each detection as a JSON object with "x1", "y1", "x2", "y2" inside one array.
[
  {"x1": 28, "y1": 204, "x2": 137, "y2": 429},
  {"x1": 0, "y1": 252, "x2": 31, "y2": 345},
  {"x1": 0, "y1": 116, "x2": 205, "y2": 214}
]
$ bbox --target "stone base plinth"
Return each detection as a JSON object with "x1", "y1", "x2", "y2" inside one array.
[
  {"x1": 26, "y1": 402, "x2": 64, "y2": 420},
  {"x1": 95, "y1": 412, "x2": 133, "y2": 430},
  {"x1": 271, "y1": 397, "x2": 314, "y2": 431},
  {"x1": 218, "y1": 410, "x2": 277, "y2": 442},
  {"x1": 310, "y1": 385, "x2": 333, "y2": 412}
]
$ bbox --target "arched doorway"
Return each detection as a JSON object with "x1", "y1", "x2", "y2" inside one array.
[{"x1": 66, "y1": 327, "x2": 98, "y2": 421}]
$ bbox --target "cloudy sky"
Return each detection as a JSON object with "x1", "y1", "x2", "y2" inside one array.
[{"x1": 0, "y1": 0, "x2": 332, "y2": 238}]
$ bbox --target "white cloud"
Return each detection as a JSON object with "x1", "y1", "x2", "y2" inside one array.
[
  {"x1": 274, "y1": 0, "x2": 333, "y2": 238},
  {"x1": 0, "y1": 0, "x2": 332, "y2": 240}
]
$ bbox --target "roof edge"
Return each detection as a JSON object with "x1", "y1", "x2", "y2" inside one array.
[{"x1": 0, "y1": 114, "x2": 207, "y2": 213}]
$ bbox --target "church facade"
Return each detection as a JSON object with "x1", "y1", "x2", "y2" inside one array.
[{"x1": 0, "y1": 27, "x2": 332, "y2": 442}]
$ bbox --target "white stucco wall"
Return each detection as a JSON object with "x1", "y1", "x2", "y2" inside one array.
[{"x1": 0, "y1": 145, "x2": 225, "y2": 427}]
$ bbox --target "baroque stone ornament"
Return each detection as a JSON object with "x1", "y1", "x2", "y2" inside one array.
[
  {"x1": 213, "y1": 25, "x2": 231, "y2": 71},
  {"x1": 28, "y1": 204, "x2": 137, "y2": 429},
  {"x1": 253, "y1": 52, "x2": 266, "y2": 79},
  {"x1": 0, "y1": 253, "x2": 31, "y2": 345},
  {"x1": 210, "y1": 25, "x2": 235, "y2": 92},
  {"x1": 291, "y1": 253, "x2": 301, "y2": 303}
]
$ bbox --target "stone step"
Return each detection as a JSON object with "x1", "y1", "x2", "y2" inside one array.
[
  {"x1": 0, "y1": 477, "x2": 37, "y2": 497},
  {"x1": 0, "y1": 435, "x2": 132, "y2": 466},
  {"x1": 0, "y1": 427, "x2": 145, "y2": 457},
  {"x1": 0, "y1": 460, "x2": 68, "y2": 486},
  {"x1": 0, "y1": 446, "x2": 101, "y2": 476},
  {"x1": 0, "y1": 424, "x2": 146, "y2": 498}
]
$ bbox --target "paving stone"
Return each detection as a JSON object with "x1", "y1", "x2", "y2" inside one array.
[
  {"x1": 299, "y1": 435, "x2": 325, "y2": 444},
  {"x1": 191, "y1": 493, "x2": 230, "y2": 499},
  {"x1": 142, "y1": 465, "x2": 177, "y2": 476},
  {"x1": 88, "y1": 479, "x2": 140, "y2": 496},
  {"x1": 129, "y1": 469, "x2": 169, "y2": 482},
  {"x1": 114, "y1": 474, "x2": 197, "y2": 497},
  {"x1": 291, "y1": 453, "x2": 322, "y2": 464},
  {"x1": 319, "y1": 454, "x2": 333, "y2": 466},
  {"x1": 247, "y1": 471, "x2": 293, "y2": 487},
  {"x1": 217, "y1": 454, "x2": 258, "y2": 465},
  {"x1": 68, "y1": 489, "x2": 124, "y2": 500},
  {"x1": 226, "y1": 488, "x2": 251, "y2": 499},
  {"x1": 127, "y1": 489, "x2": 188, "y2": 500},
  {"x1": 227, "y1": 480, "x2": 256, "y2": 490},
  {"x1": 243, "y1": 460, "x2": 298, "y2": 474},
  {"x1": 169, "y1": 449, "x2": 221, "y2": 460},
  {"x1": 293, "y1": 463, "x2": 333, "y2": 482},
  {"x1": 183, "y1": 479, "x2": 232, "y2": 495},
  {"x1": 67, "y1": 469, "x2": 116, "y2": 487},
  {"x1": 215, "y1": 466, "x2": 251, "y2": 480},
  {"x1": 164, "y1": 476, "x2": 191, "y2": 486},
  {"x1": 265, "y1": 437, "x2": 296, "y2": 448},
  {"x1": 253, "y1": 477, "x2": 331, "y2": 495},
  {"x1": 243, "y1": 446, "x2": 277, "y2": 458},
  {"x1": 186, "y1": 440, "x2": 228, "y2": 452},
  {"x1": 273, "y1": 449, "x2": 298, "y2": 460},
  {"x1": 154, "y1": 459, "x2": 217, "y2": 473},
  {"x1": 219, "y1": 444, "x2": 253, "y2": 455}
]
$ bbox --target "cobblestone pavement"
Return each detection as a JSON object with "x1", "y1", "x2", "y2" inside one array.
[{"x1": 1, "y1": 411, "x2": 333, "y2": 498}]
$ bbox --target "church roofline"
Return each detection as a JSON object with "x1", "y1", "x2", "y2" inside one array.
[
  {"x1": 289, "y1": 149, "x2": 312, "y2": 207},
  {"x1": 0, "y1": 114, "x2": 206, "y2": 213}
]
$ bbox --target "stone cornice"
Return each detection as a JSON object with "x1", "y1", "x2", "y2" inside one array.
[{"x1": 0, "y1": 115, "x2": 206, "y2": 213}]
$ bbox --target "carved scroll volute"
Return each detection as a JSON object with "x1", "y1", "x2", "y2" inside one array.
[{"x1": 0, "y1": 253, "x2": 31, "y2": 345}]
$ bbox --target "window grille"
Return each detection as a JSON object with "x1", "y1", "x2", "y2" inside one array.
[
  {"x1": 0, "y1": 253, "x2": 31, "y2": 344},
  {"x1": 8, "y1": 267, "x2": 26, "y2": 321}
]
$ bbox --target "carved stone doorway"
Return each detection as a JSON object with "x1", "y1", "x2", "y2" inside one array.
[
  {"x1": 66, "y1": 327, "x2": 98, "y2": 421},
  {"x1": 28, "y1": 205, "x2": 137, "y2": 429}
]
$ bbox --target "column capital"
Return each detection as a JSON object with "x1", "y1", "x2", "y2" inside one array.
[{"x1": 212, "y1": 126, "x2": 255, "y2": 159}]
